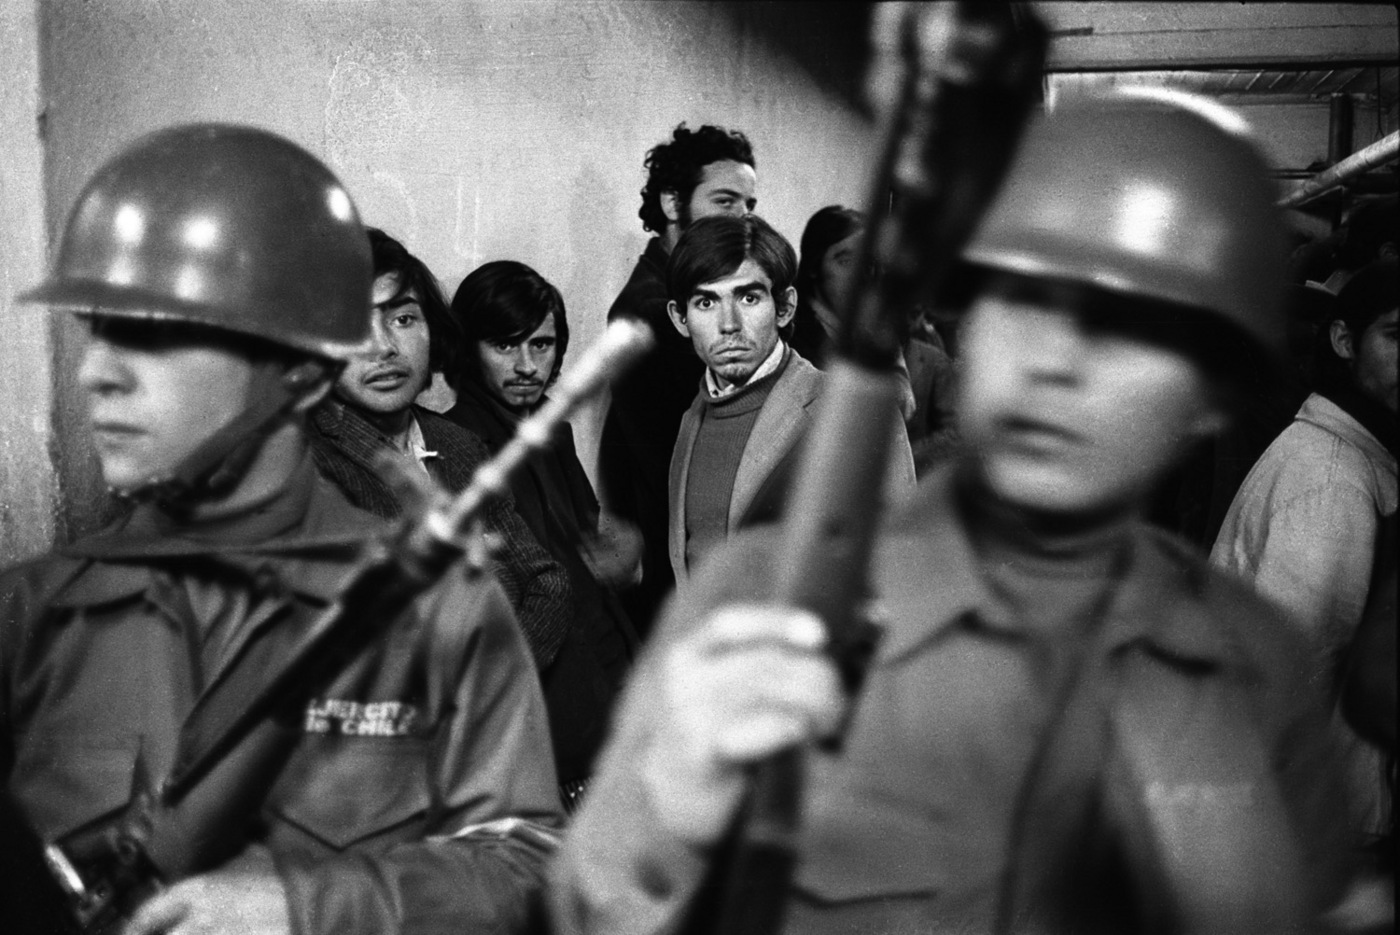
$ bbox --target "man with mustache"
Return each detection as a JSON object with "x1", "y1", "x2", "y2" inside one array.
[
  {"x1": 663, "y1": 214, "x2": 914, "y2": 582},
  {"x1": 443, "y1": 259, "x2": 641, "y2": 811},
  {"x1": 307, "y1": 228, "x2": 573, "y2": 671}
]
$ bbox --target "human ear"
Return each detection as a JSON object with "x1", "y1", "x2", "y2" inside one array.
[
  {"x1": 667, "y1": 300, "x2": 691, "y2": 338},
  {"x1": 661, "y1": 191, "x2": 682, "y2": 224},
  {"x1": 775, "y1": 287, "x2": 798, "y2": 328},
  {"x1": 1330, "y1": 320, "x2": 1356, "y2": 360}
]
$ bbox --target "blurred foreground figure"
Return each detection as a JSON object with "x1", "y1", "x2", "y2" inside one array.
[
  {"x1": 554, "y1": 91, "x2": 1356, "y2": 935},
  {"x1": 2, "y1": 126, "x2": 560, "y2": 935}
]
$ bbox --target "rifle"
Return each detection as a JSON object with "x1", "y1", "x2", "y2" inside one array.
[
  {"x1": 696, "y1": 5, "x2": 1046, "y2": 933},
  {"x1": 38, "y1": 319, "x2": 653, "y2": 935}
]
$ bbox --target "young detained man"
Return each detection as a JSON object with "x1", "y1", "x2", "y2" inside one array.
[
  {"x1": 444, "y1": 259, "x2": 642, "y2": 809},
  {"x1": 554, "y1": 91, "x2": 1353, "y2": 934},
  {"x1": 664, "y1": 214, "x2": 915, "y2": 580},
  {"x1": 307, "y1": 228, "x2": 574, "y2": 669},
  {"x1": 2, "y1": 126, "x2": 560, "y2": 935}
]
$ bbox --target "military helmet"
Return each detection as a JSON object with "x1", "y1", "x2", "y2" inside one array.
[
  {"x1": 22, "y1": 123, "x2": 371, "y2": 360},
  {"x1": 962, "y1": 88, "x2": 1289, "y2": 363}
]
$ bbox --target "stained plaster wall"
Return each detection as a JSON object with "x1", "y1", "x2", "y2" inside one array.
[
  {"x1": 0, "y1": 0, "x2": 55, "y2": 566},
  {"x1": 36, "y1": 0, "x2": 877, "y2": 539}
]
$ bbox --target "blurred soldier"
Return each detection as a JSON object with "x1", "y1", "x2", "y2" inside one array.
[
  {"x1": 2, "y1": 126, "x2": 560, "y2": 935},
  {"x1": 663, "y1": 214, "x2": 914, "y2": 580},
  {"x1": 598, "y1": 123, "x2": 757, "y2": 635},
  {"x1": 555, "y1": 91, "x2": 1354, "y2": 934},
  {"x1": 308, "y1": 227, "x2": 574, "y2": 668}
]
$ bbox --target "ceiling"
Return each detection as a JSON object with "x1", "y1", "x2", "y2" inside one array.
[
  {"x1": 1047, "y1": 65, "x2": 1398, "y2": 110},
  {"x1": 1040, "y1": 3, "x2": 1398, "y2": 110}
]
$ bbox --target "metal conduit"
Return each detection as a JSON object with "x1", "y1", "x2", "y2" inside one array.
[{"x1": 1279, "y1": 131, "x2": 1400, "y2": 207}]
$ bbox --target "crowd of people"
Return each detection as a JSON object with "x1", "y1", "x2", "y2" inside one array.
[{"x1": 0, "y1": 82, "x2": 1394, "y2": 935}]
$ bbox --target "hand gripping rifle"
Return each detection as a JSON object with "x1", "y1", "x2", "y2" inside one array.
[
  {"x1": 40, "y1": 320, "x2": 654, "y2": 935},
  {"x1": 693, "y1": 5, "x2": 1046, "y2": 934}
]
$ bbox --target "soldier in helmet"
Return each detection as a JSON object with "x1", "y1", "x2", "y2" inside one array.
[
  {"x1": 1, "y1": 125, "x2": 561, "y2": 935},
  {"x1": 553, "y1": 91, "x2": 1356, "y2": 934}
]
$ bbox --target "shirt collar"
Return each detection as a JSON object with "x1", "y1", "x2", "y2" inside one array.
[
  {"x1": 51, "y1": 469, "x2": 379, "y2": 609},
  {"x1": 407, "y1": 414, "x2": 438, "y2": 474},
  {"x1": 705, "y1": 340, "x2": 787, "y2": 399}
]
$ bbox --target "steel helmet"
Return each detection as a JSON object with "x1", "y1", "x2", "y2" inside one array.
[
  {"x1": 962, "y1": 88, "x2": 1289, "y2": 363},
  {"x1": 21, "y1": 123, "x2": 371, "y2": 360}
]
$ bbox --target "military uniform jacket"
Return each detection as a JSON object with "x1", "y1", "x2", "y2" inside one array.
[
  {"x1": 555, "y1": 464, "x2": 1352, "y2": 935},
  {"x1": 1, "y1": 460, "x2": 562, "y2": 935}
]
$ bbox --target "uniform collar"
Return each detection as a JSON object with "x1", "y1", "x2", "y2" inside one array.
[
  {"x1": 873, "y1": 462, "x2": 1233, "y2": 671},
  {"x1": 52, "y1": 461, "x2": 380, "y2": 609}
]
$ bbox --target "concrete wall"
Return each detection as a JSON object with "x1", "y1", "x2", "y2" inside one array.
[
  {"x1": 34, "y1": 0, "x2": 877, "y2": 539},
  {"x1": 0, "y1": 0, "x2": 56, "y2": 566}
]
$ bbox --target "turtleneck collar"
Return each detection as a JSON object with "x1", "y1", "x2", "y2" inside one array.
[{"x1": 955, "y1": 462, "x2": 1134, "y2": 581}]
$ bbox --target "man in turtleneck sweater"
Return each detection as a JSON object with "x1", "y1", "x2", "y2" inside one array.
[
  {"x1": 599, "y1": 123, "x2": 759, "y2": 635},
  {"x1": 665, "y1": 214, "x2": 914, "y2": 581},
  {"x1": 556, "y1": 93, "x2": 1358, "y2": 935},
  {"x1": 3, "y1": 129, "x2": 560, "y2": 935}
]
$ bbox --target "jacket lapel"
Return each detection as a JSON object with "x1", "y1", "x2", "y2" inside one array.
[
  {"x1": 727, "y1": 357, "x2": 821, "y2": 527},
  {"x1": 669, "y1": 393, "x2": 705, "y2": 580}
]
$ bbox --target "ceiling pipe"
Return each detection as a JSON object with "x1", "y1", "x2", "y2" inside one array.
[{"x1": 1279, "y1": 131, "x2": 1400, "y2": 208}]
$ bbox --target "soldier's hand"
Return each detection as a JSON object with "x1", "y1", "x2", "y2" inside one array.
[
  {"x1": 641, "y1": 603, "x2": 846, "y2": 848},
  {"x1": 123, "y1": 846, "x2": 290, "y2": 935}
]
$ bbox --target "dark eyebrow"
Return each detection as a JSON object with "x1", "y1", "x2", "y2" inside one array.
[
  {"x1": 689, "y1": 279, "x2": 769, "y2": 303},
  {"x1": 375, "y1": 295, "x2": 420, "y2": 313}
]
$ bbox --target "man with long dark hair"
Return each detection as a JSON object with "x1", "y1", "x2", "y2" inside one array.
[
  {"x1": 307, "y1": 228, "x2": 572, "y2": 670},
  {"x1": 445, "y1": 260, "x2": 641, "y2": 810}
]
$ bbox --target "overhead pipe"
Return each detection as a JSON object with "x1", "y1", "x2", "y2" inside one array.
[{"x1": 1279, "y1": 131, "x2": 1400, "y2": 208}]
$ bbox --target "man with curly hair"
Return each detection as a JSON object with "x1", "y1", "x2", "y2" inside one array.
[{"x1": 599, "y1": 123, "x2": 757, "y2": 636}]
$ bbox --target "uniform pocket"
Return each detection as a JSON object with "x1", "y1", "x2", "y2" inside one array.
[{"x1": 268, "y1": 738, "x2": 431, "y2": 852}]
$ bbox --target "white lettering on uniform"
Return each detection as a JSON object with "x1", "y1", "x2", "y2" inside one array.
[{"x1": 304, "y1": 697, "x2": 419, "y2": 737}]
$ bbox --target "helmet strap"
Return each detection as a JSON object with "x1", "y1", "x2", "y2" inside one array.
[{"x1": 120, "y1": 359, "x2": 332, "y2": 513}]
